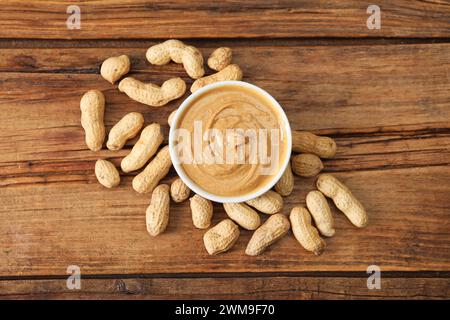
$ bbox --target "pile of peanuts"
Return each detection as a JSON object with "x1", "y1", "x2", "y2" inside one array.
[{"x1": 80, "y1": 40, "x2": 368, "y2": 257}]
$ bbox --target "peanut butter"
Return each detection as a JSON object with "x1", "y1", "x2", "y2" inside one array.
[{"x1": 174, "y1": 84, "x2": 289, "y2": 197}]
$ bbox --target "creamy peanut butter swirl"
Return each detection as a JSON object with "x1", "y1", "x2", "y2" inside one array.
[{"x1": 176, "y1": 84, "x2": 288, "y2": 197}]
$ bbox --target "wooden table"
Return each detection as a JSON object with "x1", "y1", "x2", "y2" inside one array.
[{"x1": 0, "y1": 1, "x2": 449, "y2": 299}]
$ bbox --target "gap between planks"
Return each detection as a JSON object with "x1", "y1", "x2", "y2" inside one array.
[
  {"x1": 1, "y1": 271, "x2": 450, "y2": 281},
  {"x1": 0, "y1": 37, "x2": 450, "y2": 50}
]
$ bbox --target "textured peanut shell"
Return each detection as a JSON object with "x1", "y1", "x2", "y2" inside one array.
[
  {"x1": 316, "y1": 174, "x2": 368, "y2": 228},
  {"x1": 274, "y1": 162, "x2": 294, "y2": 196},
  {"x1": 146, "y1": 40, "x2": 205, "y2": 79},
  {"x1": 191, "y1": 64, "x2": 243, "y2": 93},
  {"x1": 290, "y1": 206, "x2": 326, "y2": 255},
  {"x1": 182, "y1": 45, "x2": 205, "y2": 79},
  {"x1": 146, "y1": 184, "x2": 170, "y2": 236},
  {"x1": 118, "y1": 77, "x2": 186, "y2": 107},
  {"x1": 223, "y1": 202, "x2": 261, "y2": 230},
  {"x1": 291, "y1": 154, "x2": 324, "y2": 177},
  {"x1": 207, "y1": 47, "x2": 232, "y2": 71},
  {"x1": 121, "y1": 123, "x2": 163, "y2": 173},
  {"x1": 100, "y1": 55, "x2": 130, "y2": 84},
  {"x1": 107, "y1": 112, "x2": 144, "y2": 150},
  {"x1": 292, "y1": 131, "x2": 337, "y2": 159},
  {"x1": 306, "y1": 190, "x2": 335, "y2": 237},
  {"x1": 95, "y1": 159, "x2": 120, "y2": 188},
  {"x1": 80, "y1": 90, "x2": 105, "y2": 151},
  {"x1": 203, "y1": 219, "x2": 240, "y2": 255},
  {"x1": 245, "y1": 191, "x2": 283, "y2": 215},
  {"x1": 146, "y1": 40, "x2": 185, "y2": 65},
  {"x1": 190, "y1": 194, "x2": 213, "y2": 229},
  {"x1": 170, "y1": 177, "x2": 191, "y2": 203},
  {"x1": 168, "y1": 109, "x2": 177, "y2": 127},
  {"x1": 132, "y1": 146, "x2": 172, "y2": 194},
  {"x1": 245, "y1": 214, "x2": 290, "y2": 256}
]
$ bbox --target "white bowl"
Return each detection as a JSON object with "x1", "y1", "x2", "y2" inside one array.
[{"x1": 169, "y1": 80, "x2": 292, "y2": 203}]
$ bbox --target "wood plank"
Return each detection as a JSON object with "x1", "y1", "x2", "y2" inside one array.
[
  {"x1": 0, "y1": 166, "x2": 449, "y2": 276},
  {"x1": 0, "y1": 276, "x2": 449, "y2": 299},
  {"x1": 0, "y1": 1, "x2": 449, "y2": 39},
  {"x1": 0, "y1": 43, "x2": 448, "y2": 174},
  {"x1": 0, "y1": 43, "x2": 449, "y2": 159}
]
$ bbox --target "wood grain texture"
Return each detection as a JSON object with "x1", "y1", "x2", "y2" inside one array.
[
  {"x1": 0, "y1": 43, "x2": 449, "y2": 186},
  {"x1": 1, "y1": 166, "x2": 449, "y2": 276},
  {"x1": 0, "y1": 42, "x2": 449, "y2": 164},
  {"x1": 0, "y1": 40, "x2": 449, "y2": 278},
  {"x1": 0, "y1": 0, "x2": 449, "y2": 39},
  {"x1": 0, "y1": 276, "x2": 449, "y2": 299}
]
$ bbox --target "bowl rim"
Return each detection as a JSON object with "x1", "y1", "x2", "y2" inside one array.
[{"x1": 169, "y1": 80, "x2": 292, "y2": 203}]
